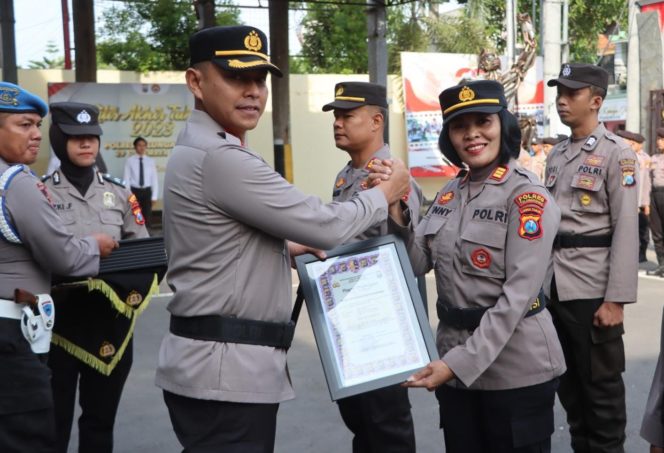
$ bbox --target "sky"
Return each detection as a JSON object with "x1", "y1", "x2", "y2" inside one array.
[{"x1": 12, "y1": 0, "x2": 293, "y2": 68}]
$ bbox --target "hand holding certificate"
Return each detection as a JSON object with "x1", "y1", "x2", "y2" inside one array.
[{"x1": 295, "y1": 235, "x2": 437, "y2": 400}]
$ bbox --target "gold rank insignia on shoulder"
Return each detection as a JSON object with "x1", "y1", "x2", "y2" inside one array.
[
  {"x1": 244, "y1": 30, "x2": 262, "y2": 52},
  {"x1": 336, "y1": 86, "x2": 344, "y2": 96},
  {"x1": 459, "y1": 86, "x2": 475, "y2": 102},
  {"x1": 99, "y1": 341, "x2": 116, "y2": 358},
  {"x1": 489, "y1": 165, "x2": 508, "y2": 181},
  {"x1": 335, "y1": 177, "x2": 345, "y2": 188}
]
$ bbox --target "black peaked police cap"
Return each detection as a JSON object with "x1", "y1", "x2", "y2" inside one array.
[
  {"x1": 189, "y1": 25, "x2": 283, "y2": 77},
  {"x1": 50, "y1": 102, "x2": 103, "y2": 136},
  {"x1": 547, "y1": 63, "x2": 609, "y2": 91},
  {"x1": 322, "y1": 81, "x2": 388, "y2": 112},
  {"x1": 438, "y1": 80, "x2": 507, "y2": 123}
]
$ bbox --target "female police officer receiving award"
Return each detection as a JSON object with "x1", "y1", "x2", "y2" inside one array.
[{"x1": 390, "y1": 80, "x2": 566, "y2": 452}]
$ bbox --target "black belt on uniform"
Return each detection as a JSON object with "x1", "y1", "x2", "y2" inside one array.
[
  {"x1": 552, "y1": 233, "x2": 612, "y2": 249},
  {"x1": 169, "y1": 286, "x2": 305, "y2": 350},
  {"x1": 170, "y1": 315, "x2": 296, "y2": 349},
  {"x1": 436, "y1": 289, "x2": 547, "y2": 331},
  {"x1": 652, "y1": 186, "x2": 664, "y2": 193}
]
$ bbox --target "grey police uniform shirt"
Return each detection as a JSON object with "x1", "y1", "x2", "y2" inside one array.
[
  {"x1": 651, "y1": 153, "x2": 664, "y2": 189},
  {"x1": 637, "y1": 149, "x2": 651, "y2": 207},
  {"x1": 332, "y1": 145, "x2": 423, "y2": 241},
  {"x1": 43, "y1": 170, "x2": 148, "y2": 241},
  {"x1": 641, "y1": 307, "x2": 664, "y2": 447},
  {"x1": 155, "y1": 110, "x2": 389, "y2": 404},
  {"x1": 395, "y1": 160, "x2": 565, "y2": 390},
  {"x1": 544, "y1": 123, "x2": 639, "y2": 302},
  {"x1": 0, "y1": 158, "x2": 100, "y2": 299}
]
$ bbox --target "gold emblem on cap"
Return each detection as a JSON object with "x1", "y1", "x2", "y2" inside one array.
[
  {"x1": 459, "y1": 86, "x2": 475, "y2": 102},
  {"x1": 336, "y1": 86, "x2": 344, "y2": 96},
  {"x1": 244, "y1": 30, "x2": 262, "y2": 52}
]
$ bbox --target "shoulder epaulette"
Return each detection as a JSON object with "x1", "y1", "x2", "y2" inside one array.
[
  {"x1": 513, "y1": 165, "x2": 545, "y2": 186},
  {"x1": 101, "y1": 173, "x2": 126, "y2": 188}
]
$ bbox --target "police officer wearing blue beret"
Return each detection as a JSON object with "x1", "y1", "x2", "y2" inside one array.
[{"x1": 0, "y1": 82, "x2": 116, "y2": 452}]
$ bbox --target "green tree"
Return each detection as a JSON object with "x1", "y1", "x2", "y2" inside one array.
[
  {"x1": 568, "y1": 0, "x2": 629, "y2": 63},
  {"x1": 97, "y1": 0, "x2": 241, "y2": 72},
  {"x1": 27, "y1": 41, "x2": 65, "y2": 69}
]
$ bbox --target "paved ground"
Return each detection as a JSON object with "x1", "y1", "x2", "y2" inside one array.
[{"x1": 65, "y1": 263, "x2": 664, "y2": 452}]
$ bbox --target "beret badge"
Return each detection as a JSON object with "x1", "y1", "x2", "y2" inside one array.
[
  {"x1": 459, "y1": 86, "x2": 475, "y2": 103},
  {"x1": 0, "y1": 86, "x2": 20, "y2": 106},
  {"x1": 244, "y1": 30, "x2": 262, "y2": 52}
]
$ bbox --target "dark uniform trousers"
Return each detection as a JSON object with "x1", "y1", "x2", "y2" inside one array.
[
  {"x1": 651, "y1": 189, "x2": 664, "y2": 261},
  {"x1": 548, "y1": 282, "x2": 626, "y2": 453},
  {"x1": 163, "y1": 391, "x2": 279, "y2": 453},
  {"x1": 435, "y1": 379, "x2": 558, "y2": 453},
  {"x1": 639, "y1": 208, "x2": 650, "y2": 260},
  {"x1": 49, "y1": 339, "x2": 133, "y2": 453},
  {"x1": 130, "y1": 187, "x2": 153, "y2": 229},
  {"x1": 337, "y1": 384, "x2": 415, "y2": 453}
]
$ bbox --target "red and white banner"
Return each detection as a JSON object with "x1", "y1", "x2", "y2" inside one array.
[{"x1": 400, "y1": 52, "x2": 543, "y2": 177}]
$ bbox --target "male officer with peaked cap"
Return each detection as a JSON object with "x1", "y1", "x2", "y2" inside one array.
[
  {"x1": 155, "y1": 26, "x2": 410, "y2": 452},
  {"x1": 544, "y1": 64, "x2": 638, "y2": 452},
  {"x1": 616, "y1": 129, "x2": 651, "y2": 263},
  {"x1": 323, "y1": 81, "x2": 422, "y2": 453},
  {"x1": 0, "y1": 82, "x2": 116, "y2": 452}
]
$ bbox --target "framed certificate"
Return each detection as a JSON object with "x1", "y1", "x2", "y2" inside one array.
[{"x1": 295, "y1": 235, "x2": 437, "y2": 401}]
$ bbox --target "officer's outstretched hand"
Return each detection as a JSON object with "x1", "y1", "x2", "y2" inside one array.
[
  {"x1": 593, "y1": 301, "x2": 624, "y2": 327},
  {"x1": 371, "y1": 158, "x2": 410, "y2": 205},
  {"x1": 287, "y1": 241, "x2": 326, "y2": 268},
  {"x1": 402, "y1": 359, "x2": 454, "y2": 391},
  {"x1": 93, "y1": 233, "x2": 119, "y2": 258}
]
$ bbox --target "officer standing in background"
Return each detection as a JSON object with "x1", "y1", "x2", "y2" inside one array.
[
  {"x1": 0, "y1": 82, "x2": 115, "y2": 453},
  {"x1": 322, "y1": 81, "x2": 422, "y2": 453},
  {"x1": 648, "y1": 127, "x2": 664, "y2": 277},
  {"x1": 123, "y1": 137, "x2": 158, "y2": 229},
  {"x1": 44, "y1": 102, "x2": 154, "y2": 453},
  {"x1": 545, "y1": 64, "x2": 638, "y2": 453},
  {"x1": 616, "y1": 130, "x2": 651, "y2": 263},
  {"x1": 155, "y1": 26, "x2": 410, "y2": 453}
]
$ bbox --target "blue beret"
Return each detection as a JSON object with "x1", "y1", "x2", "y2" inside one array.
[{"x1": 0, "y1": 82, "x2": 48, "y2": 117}]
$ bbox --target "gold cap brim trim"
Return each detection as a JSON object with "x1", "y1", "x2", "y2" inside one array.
[
  {"x1": 335, "y1": 96, "x2": 365, "y2": 102},
  {"x1": 227, "y1": 59, "x2": 278, "y2": 70},
  {"x1": 443, "y1": 99, "x2": 501, "y2": 115},
  {"x1": 215, "y1": 50, "x2": 269, "y2": 60}
]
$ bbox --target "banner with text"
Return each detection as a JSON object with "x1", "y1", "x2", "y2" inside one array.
[{"x1": 48, "y1": 83, "x2": 193, "y2": 200}]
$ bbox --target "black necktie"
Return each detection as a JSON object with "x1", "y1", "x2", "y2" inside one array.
[{"x1": 139, "y1": 157, "x2": 144, "y2": 187}]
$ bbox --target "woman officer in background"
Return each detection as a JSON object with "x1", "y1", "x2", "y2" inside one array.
[
  {"x1": 389, "y1": 80, "x2": 565, "y2": 452},
  {"x1": 43, "y1": 102, "x2": 156, "y2": 453}
]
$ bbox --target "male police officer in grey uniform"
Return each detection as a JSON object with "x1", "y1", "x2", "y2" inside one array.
[
  {"x1": 616, "y1": 130, "x2": 651, "y2": 263},
  {"x1": 648, "y1": 127, "x2": 664, "y2": 276},
  {"x1": 0, "y1": 82, "x2": 116, "y2": 452},
  {"x1": 155, "y1": 26, "x2": 410, "y2": 453},
  {"x1": 323, "y1": 81, "x2": 422, "y2": 453},
  {"x1": 545, "y1": 64, "x2": 638, "y2": 453}
]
